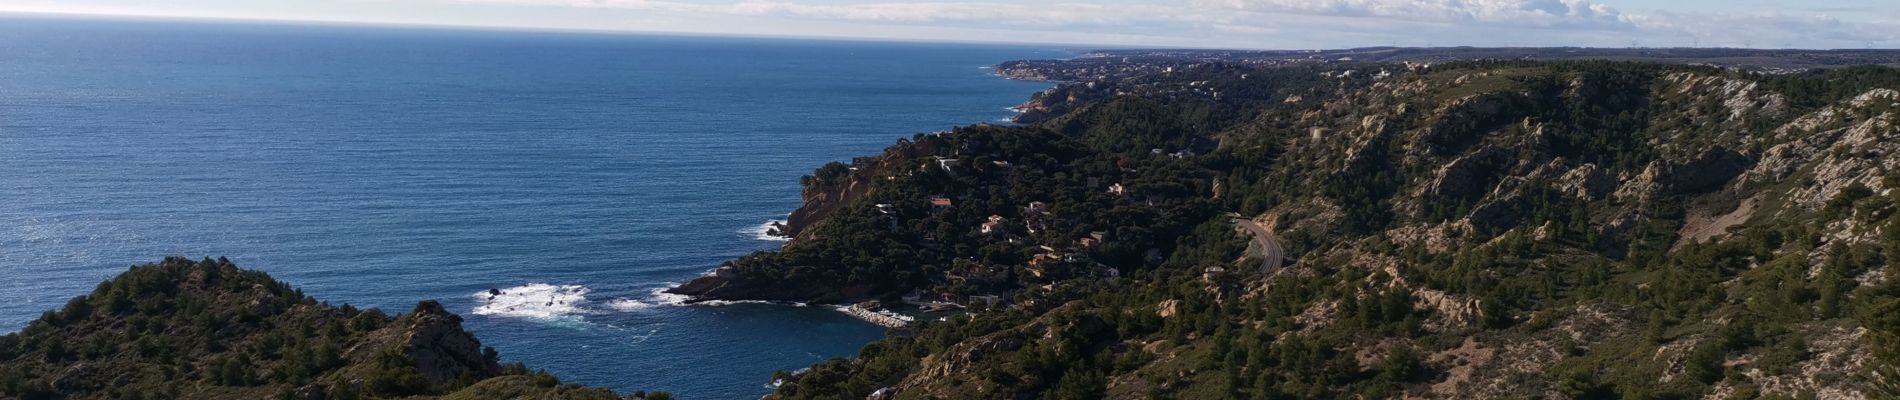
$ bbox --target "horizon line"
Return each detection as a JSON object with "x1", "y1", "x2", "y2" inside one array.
[
  {"x1": 3, "y1": 10, "x2": 1887, "y2": 53},
  {"x1": 0, "y1": 10, "x2": 1126, "y2": 50}
]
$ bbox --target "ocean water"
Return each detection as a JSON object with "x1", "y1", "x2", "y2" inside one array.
[{"x1": 0, "y1": 16, "x2": 1056, "y2": 398}]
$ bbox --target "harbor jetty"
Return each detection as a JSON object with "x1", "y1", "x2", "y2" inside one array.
[{"x1": 840, "y1": 301, "x2": 913, "y2": 328}]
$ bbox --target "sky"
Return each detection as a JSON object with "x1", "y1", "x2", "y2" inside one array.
[{"x1": 2, "y1": 0, "x2": 1896, "y2": 49}]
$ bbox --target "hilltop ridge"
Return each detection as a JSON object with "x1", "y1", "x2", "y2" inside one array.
[{"x1": 677, "y1": 58, "x2": 1900, "y2": 398}]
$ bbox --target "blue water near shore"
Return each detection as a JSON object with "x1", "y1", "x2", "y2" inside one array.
[{"x1": 0, "y1": 16, "x2": 1056, "y2": 398}]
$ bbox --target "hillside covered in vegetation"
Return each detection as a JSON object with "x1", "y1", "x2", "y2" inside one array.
[
  {"x1": 0, "y1": 257, "x2": 665, "y2": 400},
  {"x1": 674, "y1": 60, "x2": 1900, "y2": 399}
]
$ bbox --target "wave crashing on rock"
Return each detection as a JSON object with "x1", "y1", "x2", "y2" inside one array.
[{"x1": 473, "y1": 283, "x2": 593, "y2": 320}]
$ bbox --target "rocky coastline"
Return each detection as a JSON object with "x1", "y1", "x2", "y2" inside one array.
[{"x1": 667, "y1": 53, "x2": 1900, "y2": 399}]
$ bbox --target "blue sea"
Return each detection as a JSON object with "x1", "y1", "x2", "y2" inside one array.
[{"x1": 0, "y1": 15, "x2": 1056, "y2": 398}]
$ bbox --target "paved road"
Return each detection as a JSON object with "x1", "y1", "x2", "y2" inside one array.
[{"x1": 1233, "y1": 217, "x2": 1284, "y2": 273}]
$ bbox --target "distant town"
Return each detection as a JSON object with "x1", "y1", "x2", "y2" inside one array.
[{"x1": 998, "y1": 47, "x2": 1900, "y2": 82}]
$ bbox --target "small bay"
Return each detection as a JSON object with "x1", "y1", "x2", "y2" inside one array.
[{"x1": 0, "y1": 15, "x2": 1056, "y2": 398}]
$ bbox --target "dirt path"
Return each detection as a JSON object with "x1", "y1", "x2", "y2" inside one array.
[
  {"x1": 1675, "y1": 196, "x2": 1756, "y2": 251},
  {"x1": 1233, "y1": 217, "x2": 1284, "y2": 273}
]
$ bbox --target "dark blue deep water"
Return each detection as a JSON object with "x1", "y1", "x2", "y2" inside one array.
[{"x1": 0, "y1": 16, "x2": 1055, "y2": 398}]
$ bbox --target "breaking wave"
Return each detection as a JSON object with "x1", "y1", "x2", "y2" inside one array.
[
  {"x1": 696, "y1": 299, "x2": 773, "y2": 306},
  {"x1": 649, "y1": 286, "x2": 691, "y2": 306},
  {"x1": 605, "y1": 298, "x2": 654, "y2": 311},
  {"x1": 645, "y1": 285, "x2": 771, "y2": 306},
  {"x1": 472, "y1": 283, "x2": 592, "y2": 320},
  {"x1": 473, "y1": 282, "x2": 800, "y2": 321},
  {"x1": 745, "y1": 219, "x2": 792, "y2": 242}
]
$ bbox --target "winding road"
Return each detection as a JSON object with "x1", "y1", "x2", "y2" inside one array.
[{"x1": 1233, "y1": 216, "x2": 1284, "y2": 273}]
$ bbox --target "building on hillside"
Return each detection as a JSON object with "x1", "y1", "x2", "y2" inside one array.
[
  {"x1": 980, "y1": 215, "x2": 1006, "y2": 235},
  {"x1": 1023, "y1": 202, "x2": 1051, "y2": 234},
  {"x1": 1202, "y1": 266, "x2": 1227, "y2": 282},
  {"x1": 1025, "y1": 201, "x2": 1049, "y2": 215},
  {"x1": 935, "y1": 157, "x2": 960, "y2": 173},
  {"x1": 929, "y1": 197, "x2": 953, "y2": 215},
  {"x1": 968, "y1": 294, "x2": 1003, "y2": 308},
  {"x1": 950, "y1": 263, "x2": 1006, "y2": 284}
]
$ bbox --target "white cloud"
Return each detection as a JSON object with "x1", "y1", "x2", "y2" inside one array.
[
  {"x1": 1613, "y1": 10, "x2": 1898, "y2": 48},
  {"x1": 1199, "y1": 0, "x2": 1633, "y2": 28},
  {"x1": 723, "y1": 1, "x2": 1206, "y2": 26},
  {"x1": 683, "y1": 0, "x2": 1898, "y2": 47},
  {"x1": 731, "y1": 1, "x2": 1052, "y2": 23},
  {"x1": 451, "y1": 0, "x2": 711, "y2": 12}
]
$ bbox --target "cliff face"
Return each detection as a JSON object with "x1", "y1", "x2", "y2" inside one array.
[
  {"x1": 0, "y1": 257, "x2": 647, "y2": 400},
  {"x1": 759, "y1": 62, "x2": 1900, "y2": 399}
]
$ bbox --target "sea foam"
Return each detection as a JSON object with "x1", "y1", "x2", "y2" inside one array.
[
  {"x1": 745, "y1": 219, "x2": 792, "y2": 242},
  {"x1": 649, "y1": 286, "x2": 691, "y2": 306},
  {"x1": 472, "y1": 283, "x2": 593, "y2": 320},
  {"x1": 645, "y1": 285, "x2": 771, "y2": 306},
  {"x1": 605, "y1": 298, "x2": 653, "y2": 311}
]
